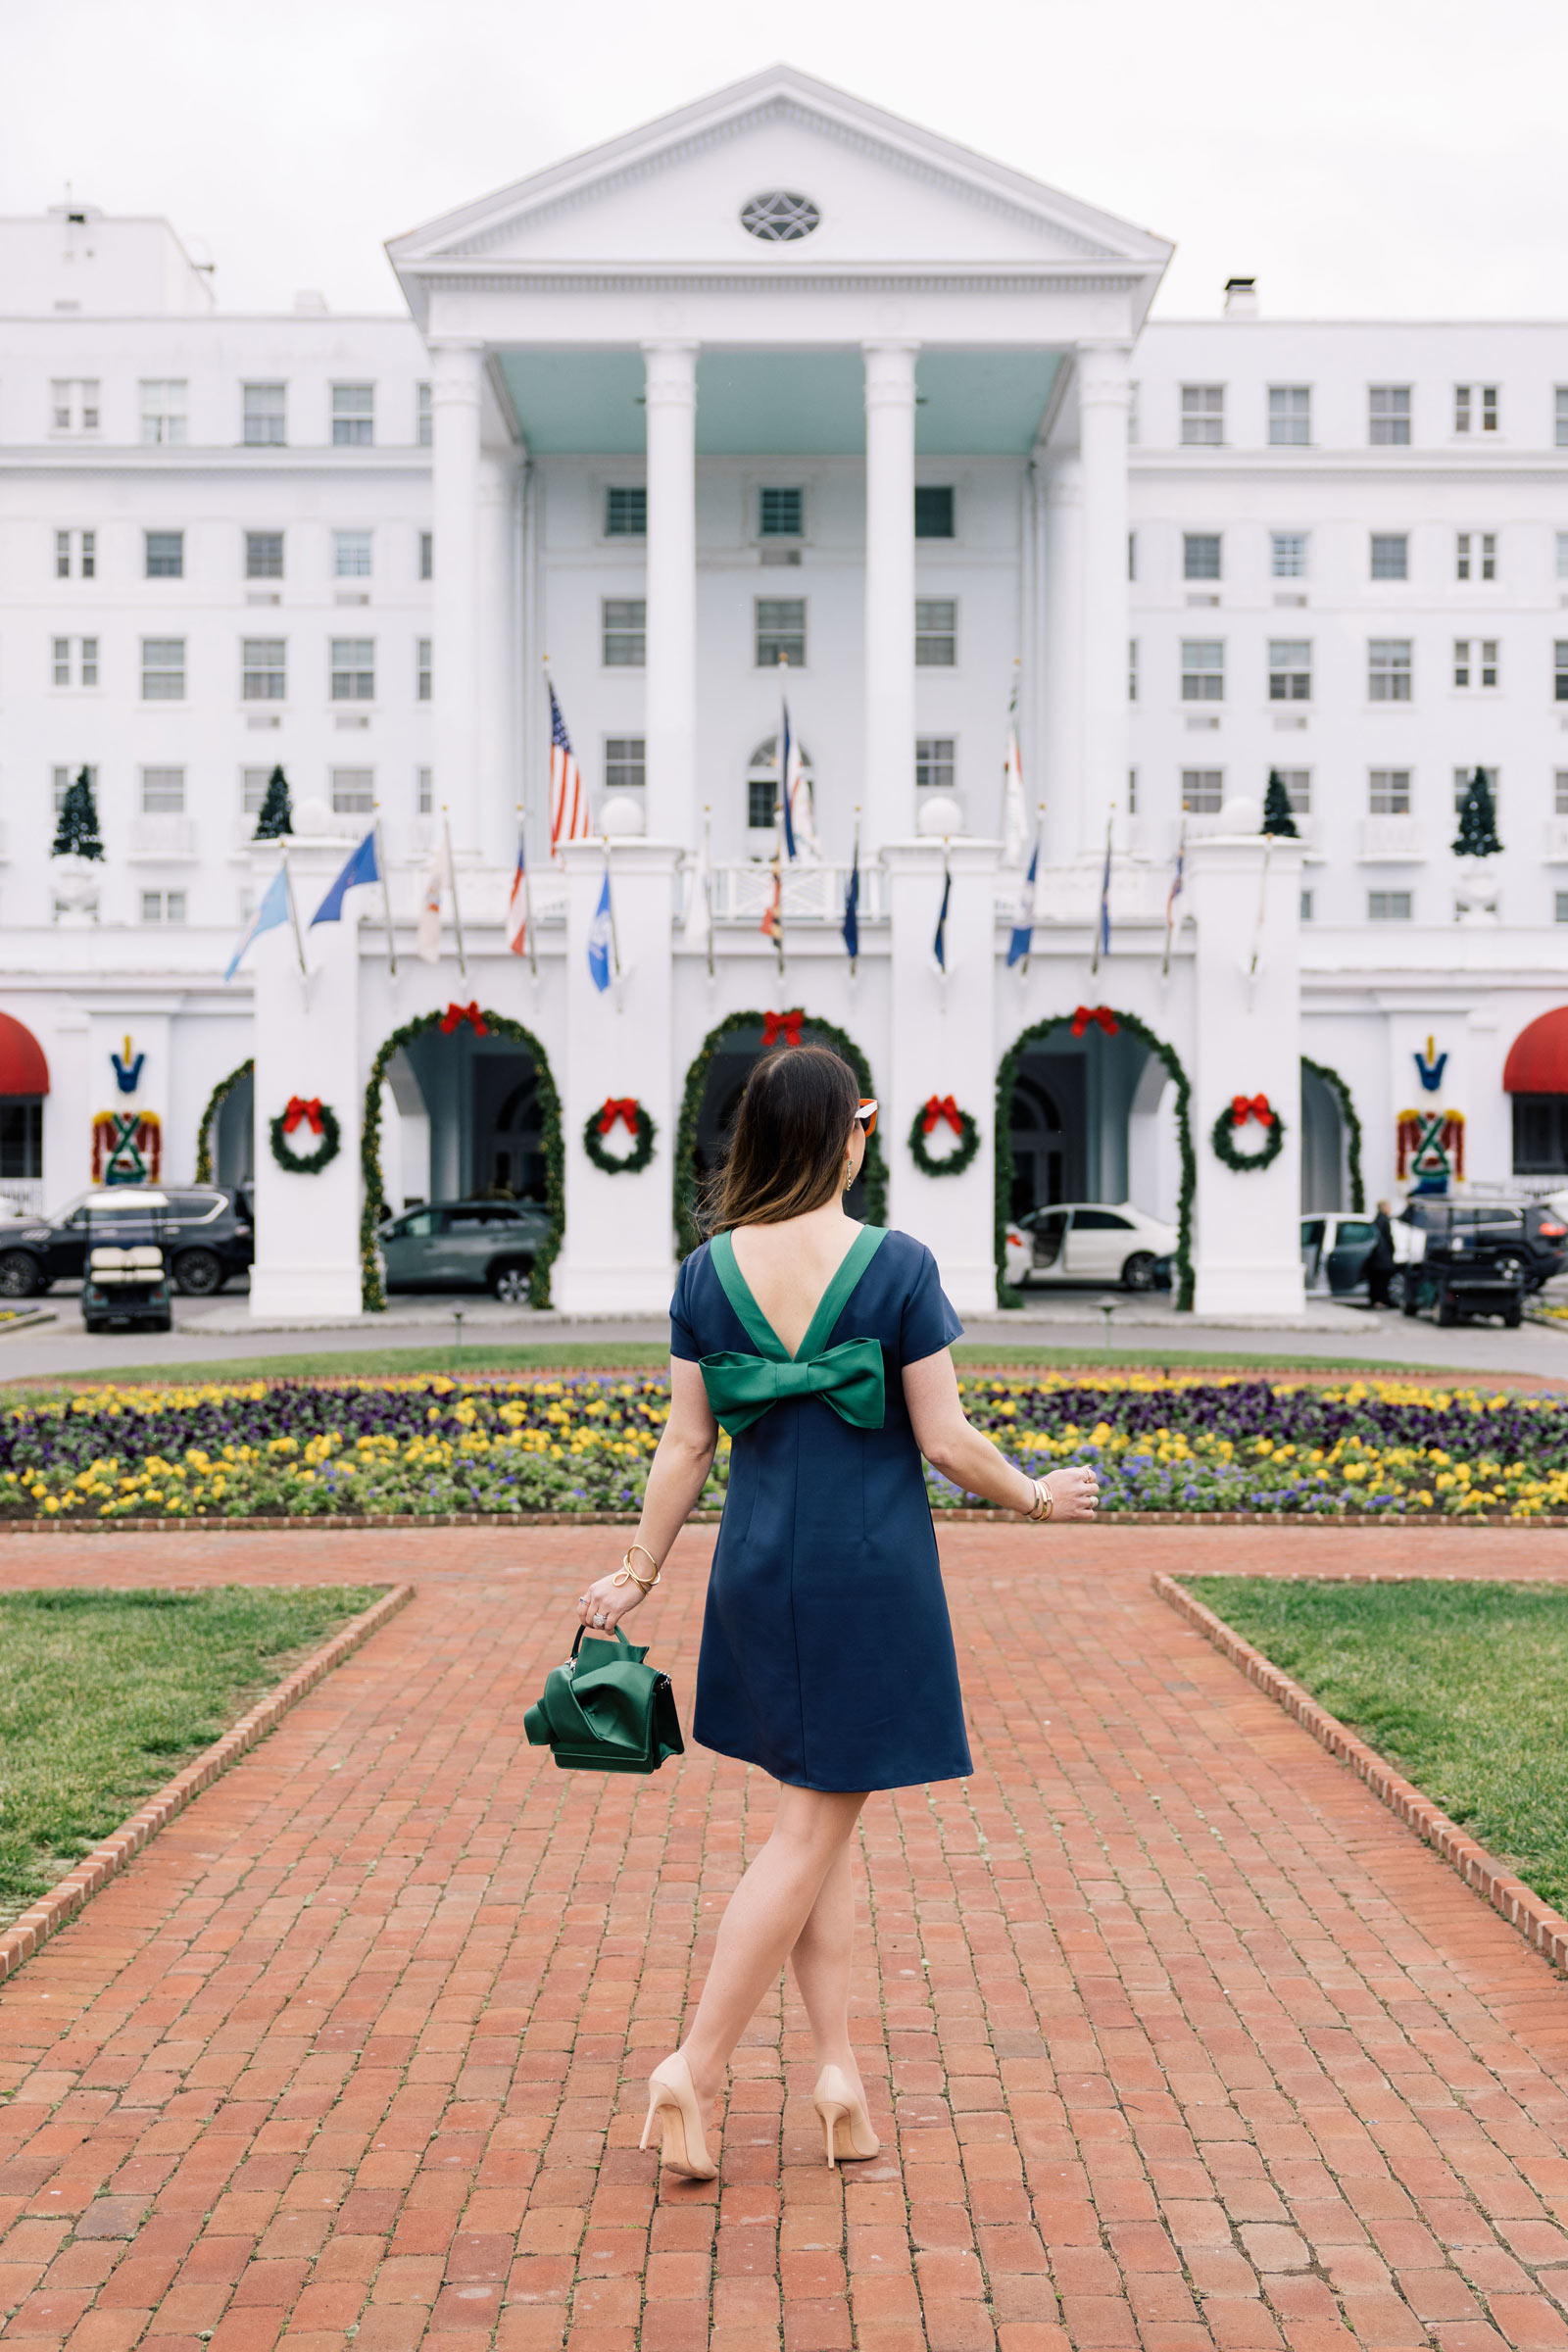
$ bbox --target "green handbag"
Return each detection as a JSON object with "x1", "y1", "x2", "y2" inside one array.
[{"x1": 523, "y1": 1624, "x2": 684, "y2": 1774}]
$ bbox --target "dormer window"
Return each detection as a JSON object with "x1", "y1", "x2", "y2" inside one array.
[
  {"x1": 759, "y1": 487, "x2": 804, "y2": 538},
  {"x1": 741, "y1": 191, "x2": 820, "y2": 242}
]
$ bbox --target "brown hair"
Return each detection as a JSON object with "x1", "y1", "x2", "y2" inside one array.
[{"x1": 708, "y1": 1045, "x2": 858, "y2": 1232}]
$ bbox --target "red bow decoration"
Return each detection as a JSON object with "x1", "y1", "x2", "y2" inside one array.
[
  {"x1": 440, "y1": 1001, "x2": 488, "y2": 1037},
  {"x1": 922, "y1": 1094, "x2": 962, "y2": 1136},
  {"x1": 281, "y1": 1096, "x2": 324, "y2": 1137},
  {"x1": 598, "y1": 1098, "x2": 639, "y2": 1136},
  {"x1": 1070, "y1": 1004, "x2": 1119, "y2": 1039},
  {"x1": 760, "y1": 1007, "x2": 805, "y2": 1049},
  {"x1": 1231, "y1": 1093, "x2": 1275, "y2": 1128}
]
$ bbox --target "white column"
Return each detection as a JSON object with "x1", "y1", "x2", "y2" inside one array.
[
  {"x1": 429, "y1": 339, "x2": 484, "y2": 858},
  {"x1": 863, "y1": 342, "x2": 918, "y2": 851},
  {"x1": 1040, "y1": 459, "x2": 1083, "y2": 871},
  {"x1": 1077, "y1": 343, "x2": 1132, "y2": 857},
  {"x1": 477, "y1": 456, "x2": 517, "y2": 870},
  {"x1": 643, "y1": 342, "x2": 698, "y2": 846}
]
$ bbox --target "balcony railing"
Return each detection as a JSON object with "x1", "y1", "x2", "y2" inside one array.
[
  {"x1": 129, "y1": 814, "x2": 199, "y2": 862},
  {"x1": 1356, "y1": 816, "x2": 1423, "y2": 863},
  {"x1": 703, "y1": 863, "x2": 884, "y2": 925},
  {"x1": 1544, "y1": 818, "x2": 1568, "y2": 863}
]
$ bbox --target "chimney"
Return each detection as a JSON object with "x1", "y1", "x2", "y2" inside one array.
[{"x1": 1223, "y1": 276, "x2": 1258, "y2": 318}]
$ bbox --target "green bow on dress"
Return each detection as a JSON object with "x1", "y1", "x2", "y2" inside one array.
[{"x1": 699, "y1": 1225, "x2": 888, "y2": 1437}]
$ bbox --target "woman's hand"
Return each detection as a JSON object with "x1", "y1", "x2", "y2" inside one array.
[
  {"x1": 1045, "y1": 1465, "x2": 1101, "y2": 1521},
  {"x1": 576, "y1": 1569, "x2": 647, "y2": 1639}
]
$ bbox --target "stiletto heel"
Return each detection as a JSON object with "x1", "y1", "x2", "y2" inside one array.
[
  {"x1": 811, "y1": 2065, "x2": 879, "y2": 2168},
  {"x1": 640, "y1": 2053, "x2": 717, "y2": 2180}
]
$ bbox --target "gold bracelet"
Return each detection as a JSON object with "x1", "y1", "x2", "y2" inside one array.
[
  {"x1": 1025, "y1": 1479, "x2": 1054, "y2": 1524},
  {"x1": 612, "y1": 1542, "x2": 662, "y2": 1593}
]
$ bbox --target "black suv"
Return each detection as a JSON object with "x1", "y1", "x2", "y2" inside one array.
[
  {"x1": 380, "y1": 1200, "x2": 552, "y2": 1300},
  {"x1": 1400, "y1": 1198, "x2": 1568, "y2": 1295},
  {"x1": 0, "y1": 1185, "x2": 254, "y2": 1298}
]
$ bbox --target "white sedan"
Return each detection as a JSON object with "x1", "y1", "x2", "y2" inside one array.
[{"x1": 1004, "y1": 1202, "x2": 1177, "y2": 1292}]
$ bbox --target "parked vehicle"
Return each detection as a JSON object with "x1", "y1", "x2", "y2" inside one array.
[
  {"x1": 379, "y1": 1200, "x2": 553, "y2": 1299},
  {"x1": 1400, "y1": 1217, "x2": 1527, "y2": 1328},
  {"x1": 79, "y1": 1191, "x2": 173, "y2": 1334},
  {"x1": 1398, "y1": 1197, "x2": 1566, "y2": 1296},
  {"x1": 1004, "y1": 1201, "x2": 1177, "y2": 1292},
  {"x1": 0, "y1": 1184, "x2": 253, "y2": 1298},
  {"x1": 1301, "y1": 1212, "x2": 1396, "y2": 1300}
]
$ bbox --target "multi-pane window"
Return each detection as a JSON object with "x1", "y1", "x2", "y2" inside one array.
[
  {"x1": 50, "y1": 378, "x2": 99, "y2": 432},
  {"x1": 1271, "y1": 531, "x2": 1308, "y2": 578},
  {"x1": 416, "y1": 383, "x2": 431, "y2": 448},
  {"x1": 603, "y1": 598, "x2": 647, "y2": 667},
  {"x1": 242, "y1": 768, "x2": 271, "y2": 816},
  {"x1": 605, "y1": 738, "x2": 645, "y2": 794},
  {"x1": 55, "y1": 528, "x2": 95, "y2": 578},
  {"x1": 52, "y1": 765, "x2": 94, "y2": 816},
  {"x1": 416, "y1": 639, "x2": 431, "y2": 702},
  {"x1": 330, "y1": 639, "x2": 375, "y2": 701},
  {"x1": 1183, "y1": 533, "x2": 1221, "y2": 580},
  {"x1": 1554, "y1": 642, "x2": 1568, "y2": 702},
  {"x1": 914, "y1": 599, "x2": 956, "y2": 666},
  {"x1": 756, "y1": 598, "x2": 807, "y2": 666},
  {"x1": 140, "y1": 767, "x2": 185, "y2": 814},
  {"x1": 1180, "y1": 640, "x2": 1224, "y2": 702},
  {"x1": 419, "y1": 531, "x2": 433, "y2": 581},
  {"x1": 331, "y1": 767, "x2": 375, "y2": 814},
  {"x1": 759, "y1": 486, "x2": 805, "y2": 537},
  {"x1": 334, "y1": 529, "x2": 372, "y2": 577},
  {"x1": 1369, "y1": 385, "x2": 1411, "y2": 445},
  {"x1": 604, "y1": 486, "x2": 646, "y2": 537},
  {"x1": 1368, "y1": 891, "x2": 1413, "y2": 920},
  {"x1": 1127, "y1": 531, "x2": 1137, "y2": 582},
  {"x1": 1127, "y1": 767, "x2": 1138, "y2": 814},
  {"x1": 1128, "y1": 639, "x2": 1138, "y2": 703},
  {"x1": 416, "y1": 766, "x2": 434, "y2": 815},
  {"x1": 139, "y1": 380, "x2": 187, "y2": 446},
  {"x1": 246, "y1": 530, "x2": 283, "y2": 579},
  {"x1": 51, "y1": 636, "x2": 98, "y2": 688},
  {"x1": 747, "y1": 774, "x2": 776, "y2": 830},
  {"x1": 1368, "y1": 640, "x2": 1412, "y2": 701},
  {"x1": 1556, "y1": 771, "x2": 1568, "y2": 817},
  {"x1": 1453, "y1": 638, "x2": 1498, "y2": 689},
  {"x1": 1268, "y1": 386, "x2": 1311, "y2": 446},
  {"x1": 331, "y1": 383, "x2": 374, "y2": 446},
  {"x1": 1181, "y1": 769, "x2": 1224, "y2": 813},
  {"x1": 1126, "y1": 383, "x2": 1139, "y2": 445},
  {"x1": 1277, "y1": 768, "x2": 1312, "y2": 814},
  {"x1": 1268, "y1": 640, "x2": 1312, "y2": 701},
  {"x1": 915, "y1": 738, "x2": 956, "y2": 791},
  {"x1": 1557, "y1": 893, "x2": 1568, "y2": 924},
  {"x1": 1370, "y1": 533, "x2": 1407, "y2": 581},
  {"x1": 1557, "y1": 388, "x2": 1568, "y2": 450},
  {"x1": 1369, "y1": 769, "x2": 1411, "y2": 814},
  {"x1": 242, "y1": 382, "x2": 286, "y2": 446},
  {"x1": 141, "y1": 891, "x2": 187, "y2": 925},
  {"x1": 141, "y1": 638, "x2": 185, "y2": 701},
  {"x1": 242, "y1": 640, "x2": 286, "y2": 701},
  {"x1": 145, "y1": 530, "x2": 184, "y2": 579},
  {"x1": 1300, "y1": 890, "x2": 1313, "y2": 921},
  {"x1": 914, "y1": 486, "x2": 956, "y2": 538},
  {"x1": 1453, "y1": 765, "x2": 1498, "y2": 810},
  {"x1": 1454, "y1": 384, "x2": 1498, "y2": 434},
  {"x1": 1455, "y1": 531, "x2": 1497, "y2": 580},
  {"x1": 1180, "y1": 384, "x2": 1225, "y2": 445}
]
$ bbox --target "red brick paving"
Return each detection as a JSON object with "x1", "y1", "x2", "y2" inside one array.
[{"x1": 2, "y1": 1524, "x2": 1568, "y2": 2352}]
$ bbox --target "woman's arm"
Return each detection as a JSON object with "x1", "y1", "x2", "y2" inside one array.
[
  {"x1": 903, "y1": 1349, "x2": 1100, "y2": 1521},
  {"x1": 576, "y1": 1357, "x2": 718, "y2": 1635}
]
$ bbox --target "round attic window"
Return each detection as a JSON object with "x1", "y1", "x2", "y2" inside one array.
[{"x1": 741, "y1": 191, "x2": 820, "y2": 243}]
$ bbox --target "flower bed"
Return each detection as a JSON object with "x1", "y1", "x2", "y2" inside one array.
[{"x1": 4, "y1": 1370, "x2": 1568, "y2": 1521}]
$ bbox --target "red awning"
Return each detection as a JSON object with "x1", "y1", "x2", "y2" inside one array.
[
  {"x1": 1503, "y1": 1007, "x2": 1568, "y2": 1095},
  {"x1": 0, "y1": 1012, "x2": 49, "y2": 1099}
]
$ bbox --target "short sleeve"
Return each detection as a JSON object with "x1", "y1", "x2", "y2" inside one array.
[
  {"x1": 669, "y1": 1248, "x2": 702, "y2": 1361},
  {"x1": 900, "y1": 1243, "x2": 964, "y2": 1365}
]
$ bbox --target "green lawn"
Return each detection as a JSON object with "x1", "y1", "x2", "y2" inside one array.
[
  {"x1": 1186, "y1": 1577, "x2": 1568, "y2": 1914},
  {"x1": 0, "y1": 1586, "x2": 382, "y2": 1927}
]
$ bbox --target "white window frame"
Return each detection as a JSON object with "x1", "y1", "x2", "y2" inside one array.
[
  {"x1": 1267, "y1": 385, "x2": 1311, "y2": 447},
  {"x1": 333, "y1": 529, "x2": 373, "y2": 579},
  {"x1": 1453, "y1": 765, "x2": 1499, "y2": 812},
  {"x1": 141, "y1": 890, "x2": 187, "y2": 925},
  {"x1": 416, "y1": 638, "x2": 432, "y2": 702},
  {"x1": 139, "y1": 379, "x2": 188, "y2": 447},
  {"x1": 1180, "y1": 640, "x2": 1225, "y2": 703},
  {"x1": 1183, "y1": 533, "x2": 1222, "y2": 582},
  {"x1": 756, "y1": 598, "x2": 807, "y2": 668},
  {"x1": 1179, "y1": 384, "x2": 1225, "y2": 446},
  {"x1": 1369, "y1": 769, "x2": 1412, "y2": 815},
  {"x1": 416, "y1": 766, "x2": 433, "y2": 815},
  {"x1": 1453, "y1": 639, "x2": 1499, "y2": 691},
  {"x1": 140, "y1": 766, "x2": 186, "y2": 815},
  {"x1": 1556, "y1": 771, "x2": 1568, "y2": 819},
  {"x1": 331, "y1": 383, "x2": 374, "y2": 447},
  {"x1": 50, "y1": 378, "x2": 100, "y2": 434},
  {"x1": 915, "y1": 737, "x2": 956, "y2": 792},
  {"x1": 1370, "y1": 533, "x2": 1408, "y2": 582},
  {"x1": 242, "y1": 639, "x2": 286, "y2": 702},
  {"x1": 330, "y1": 767, "x2": 375, "y2": 815},
  {"x1": 246, "y1": 530, "x2": 284, "y2": 581},
  {"x1": 1267, "y1": 640, "x2": 1312, "y2": 703},
  {"x1": 1277, "y1": 768, "x2": 1312, "y2": 815},
  {"x1": 1367, "y1": 890, "x2": 1413, "y2": 921},
  {"x1": 1181, "y1": 768, "x2": 1224, "y2": 813},
  {"x1": 1368, "y1": 640, "x2": 1412, "y2": 703},
  {"x1": 1270, "y1": 532, "x2": 1308, "y2": 579},
  {"x1": 52, "y1": 764, "x2": 94, "y2": 816},
  {"x1": 141, "y1": 637, "x2": 186, "y2": 702},
  {"x1": 602, "y1": 598, "x2": 647, "y2": 668},
  {"x1": 419, "y1": 530, "x2": 433, "y2": 581},
  {"x1": 241, "y1": 767, "x2": 271, "y2": 816},
  {"x1": 605, "y1": 737, "x2": 646, "y2": 794},
  {"x1": 1368, "y1": 385, "x2": 1411, "y2": 446},
  {"x1": 242, "y1": 382, "x2": 286, "y2": 447},
  {"x1": 145, "y1": 530, "x2": 184, "y2": 580},
  {"x1": 1557, "y1": 389, "x2": 1568, "y2": 451},
  {"x1": 1128, "y1": 639, "x2": 1138, "y2": 704},
  {"x1": 758, "y1": 485, "x2": 806, "y2": 540},
  {"x1": 914, "y1": 598, "x2": 956, "y2": 667},
  {"x1": 416, "y1": 382, "x2": 432, "y2": 448},
  {"x1": 329, "y1": 638, "x2": 375, "y2": 702}
]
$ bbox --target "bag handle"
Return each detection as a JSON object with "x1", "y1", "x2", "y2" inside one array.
[{"x1": 570, "y1": 1623, "x2": 633, "y2": 1660}]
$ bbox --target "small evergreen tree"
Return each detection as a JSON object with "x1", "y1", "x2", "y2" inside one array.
[
  {"x1": 52, "y1": 766, "x2": 104, "y2": 860},
  {"x1": 1452, "y1": 766, "x2": 1502, "y2": 858},
  {"x1": 1261, "y1": 768, "x2": 1298, "y2": 839},
  {"x1": 253, "y1": 764, "x2": 293, "y2": 841}
]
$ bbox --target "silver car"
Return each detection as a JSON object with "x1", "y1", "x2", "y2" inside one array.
[{"x1": 379, "y1": 1200, "x2": 552, "y2": 1301}]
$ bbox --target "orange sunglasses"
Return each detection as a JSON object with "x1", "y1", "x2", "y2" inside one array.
[{"x1": 855, "y1": 1099, "x2": 879, "y2": 1137}]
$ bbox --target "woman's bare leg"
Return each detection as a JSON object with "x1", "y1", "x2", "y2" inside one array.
[
  {"x1": 678, "y1": 1786, "x2": 866, "y2": 2105},
  {"x1": 787, "y1": 1838, "x2": 865, "y2": 2091}
]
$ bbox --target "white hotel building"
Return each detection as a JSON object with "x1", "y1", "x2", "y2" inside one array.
[{"x1": 3, "y1": 64, "x2": 1568, "y2": 1319}]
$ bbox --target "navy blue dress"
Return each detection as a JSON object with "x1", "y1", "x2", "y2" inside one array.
[{"x1": 671, "y1": 1225, "x2": 973, "y2": 1792}]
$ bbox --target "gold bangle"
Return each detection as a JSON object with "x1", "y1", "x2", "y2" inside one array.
[
  {"x1": 612, "y1": 1542, "x2": 662, "y2": 1593},
  {"x1": 1026, "y1": 1479, "x2": 1054, "y2": 1524}
]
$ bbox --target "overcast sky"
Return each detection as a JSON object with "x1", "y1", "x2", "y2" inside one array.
[{"x1": 5, "y1": 0, "x2": 1564, "y2": 321}]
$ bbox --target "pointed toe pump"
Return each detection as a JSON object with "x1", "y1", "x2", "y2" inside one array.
[
  {"x1": 639, "y1": 2053, "x2": 718, "y2": 2180},
  {"x1": 811, "y1": 2065, "x2": 880, "y2": 2168}
]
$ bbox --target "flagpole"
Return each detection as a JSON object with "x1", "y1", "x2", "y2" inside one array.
[
  {"x1": 373, "y1": 815, "x2": 398, "y2": 977},
  {"x1": 773, "y1": 749, "x2": 785, "y2": 977},
  {"x1": 1090, "y1": 804, "x2": 1113, "y2": 979},
  {"x1": 1021, "y1": 802, "x2": 1043, "y2": 978},
  {"x1": 280, "y1": 846, "x2": 307, "y2": 976},
  {"x1": 442, "y1": 807, "x2": 466, "y2": 978},
  {"x1": 1162, "y1": 818, "x2": 1187, "y2": 980},
  {"x1": 702, "y1": 804, "x2": 714, "y2": 980},
  {"x1": 517, "y1": 803, "x2": 537, "y2": 978},
  {"x1": 1248, "y1": 837, "x2": 1273, "y2": 983},
  {"x1": 849, "y1": 805, "x2": 859, "y2": 979},
  {"x1": 604, "y1": 835, "x2": 621, "y2": 978}
]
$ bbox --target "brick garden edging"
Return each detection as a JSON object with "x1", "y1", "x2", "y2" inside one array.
[
  {"x1": 6, "y1": 1505, "x2": 1568, "y2": 1533},
  {"x1": 1154, "y1": 1570, "x2": 1568, "y2": 1974},
  {"x1": 0, "y1": 1580, "x2": 415, "y2": 1984}
]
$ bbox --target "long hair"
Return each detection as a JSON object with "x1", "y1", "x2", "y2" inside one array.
[{"x1": 708, "y1": 1045, "x2": 858, "y2": 1232}]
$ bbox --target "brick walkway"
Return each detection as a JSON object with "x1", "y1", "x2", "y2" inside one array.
[{"x1": 3, "y1": 1523, "x2": 1568, "y2": 2352}]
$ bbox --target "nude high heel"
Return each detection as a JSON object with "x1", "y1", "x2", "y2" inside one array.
[
  {"x1": 811, "y1": 2065, "x2": 880, "y2": 2168},
  {"x1": 639, "y1": 2053, "x2": 717, "y2": 2180}
]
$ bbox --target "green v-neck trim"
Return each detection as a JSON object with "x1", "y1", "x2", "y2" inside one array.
[{"x1": 710, "y1": 1225, "x2": 887, "y2": 1363}]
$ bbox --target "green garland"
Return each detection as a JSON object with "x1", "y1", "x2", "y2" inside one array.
[
  {"x1": 1301, "y1": 1056, "x2": 1365, "y2": 1212},
  {"x1": 995, "y1": 1010, "x2": 1196, "y2": 1311},
  {"x1": 907, "y1": 1102, "x2": 981, "y2": 1178},
  {"x1": 583, "y1": 1101, "x2": 657, "y2": 1176},
  {"x1": 194, "y1": 1058, "x2": 253, "y2": 1185},
  {"x1": 674, "y1": 1009, "x2": 889, "y2": 1259},
  {"x1": 361, "y1": 1010, "x2": 564, "y2": 1311},
  {"x1": 270, "y1": 1101, "x2": 343, "y2": 1176},
  {"x1": 1211, "y1": 1098, "x2": 1286, "y2": 1174}
]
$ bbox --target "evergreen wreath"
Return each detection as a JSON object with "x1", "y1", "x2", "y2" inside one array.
[
  {"x1": 675, "y1": 1009, "x2": 888, "y2": 1258},
  {"x1": 995, "y1": 1010, "x2": 1196, "y2": 1310},
  {"x1": 360, "y1": 1009, "x2": 564, "y2": 1311},
  {"x1": 583, "y1": 1099, "x2": 657, "y2": 1175},
  {"x1": 907, "y1": 1097, "x2": 981, "y2": 1178},
  {"x1": 1211, "y1": 1095, "x2": 1286, "y2": 1173},
  {"x1": 269, "y1": 1098, "x2": 342, "y2": 1176},
  {"x1": 195, "y1": 1058, "x2": 254, "y2": 1184},
  {"x1": 1301, "y1": 1056, "x2": 1364, "y2": 1211}
]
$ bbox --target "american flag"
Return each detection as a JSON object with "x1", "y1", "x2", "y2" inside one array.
[{"x1": 549, "y1": 680, "x2": 590, "y2": 854}]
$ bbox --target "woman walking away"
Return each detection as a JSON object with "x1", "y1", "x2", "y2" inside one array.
[{"x1": 573, "y1": 1045, "x2": 1100, "y2": 2180}]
